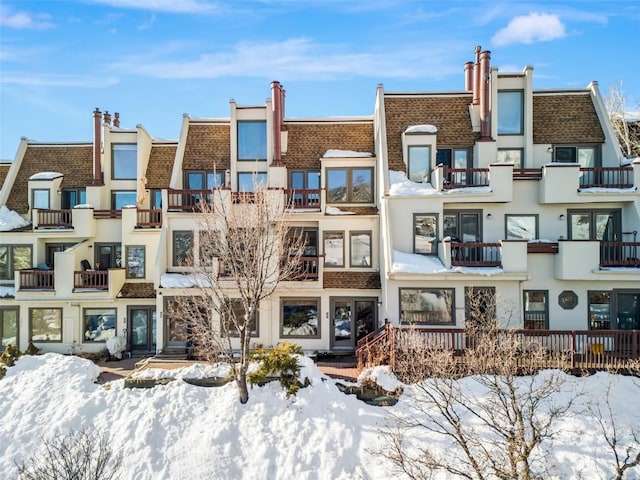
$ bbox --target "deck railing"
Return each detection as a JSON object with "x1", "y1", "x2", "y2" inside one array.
[
  {"x1": 443, "y1": 168, "x2": 490, "y2": 189},
  {"x1": 19, "y1": 269, "x2": 55, "y2": 290},
  {"x1": 167, "y1": 189, "x2": 214, "y2": 211},
  {"x1": 281, "y1": 256, "x2": 319, "y2": 280},
  {"x1": 37, "y1": 209, "x2": 73, "y2": 228},
  {"x1": 74, "y1": 270, "x2": 109, "y2": 290},
  {"x1": 600, "y1": 242, "x2": 640, "y2": 267},
  {"x1": 450, "y1": 242, "x2": 501, "y2": 267},
  {"x1": 136, "y1": 209, "x2": 162, "y2": 228},
  {"x1": 286, "y1": 189, "x2": 321, "y2": 209},
  {"x1": 579, "y1": 167, "x2": 634, "y2": 189},
  {"x1": 513, "y1": 168, "x2": 543, "y2": 180},
  {"x1": 93, "y1": 210, "x2": 121, "y2": 219}
]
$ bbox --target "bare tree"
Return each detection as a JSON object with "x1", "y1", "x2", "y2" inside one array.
[
  {"x1": 606, "y1": 82, "x2": 640, "y2": 159},
  {"x1": 15, "y1": 427, "x2": 122, "y2": 480},
  {"x1": 168, "y1": 183, "x2": 306, "y2": 404},
  {"x1": 379, "y1": 289, "x2": 576, "y2": 480}
]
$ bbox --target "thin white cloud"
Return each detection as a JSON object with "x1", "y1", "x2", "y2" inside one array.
[
  {"x1": 106, "y1": 38, "x2": 465, "y2": 81},
  {"x1": 0, "y1": 73, "x2": 119, "y2": 88},
  {"x1": 138, "y1": 14, "x2": 157, "y2": 30},
  {"x1": 0, "y1": 7, "x2": 54, "y2": 29},
  {"x1": 492, "y1": 12, "x2": 566, "y2": 46},
  {"x1": 84, "y1": 0, "x2": 220, "y2": 14}
]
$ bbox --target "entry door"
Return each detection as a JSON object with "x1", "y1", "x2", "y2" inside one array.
[
  {"x1": 614, "y1": 291, "x2": 640, "y2": 330},
  {"x1": 129, "y1": 307, "x2": 156, "y2": 352},
  {"x1": 331, "y1": 298, "x2": 377, "y2": 350}
]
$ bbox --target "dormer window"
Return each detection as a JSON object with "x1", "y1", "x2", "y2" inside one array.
[
  {"x1": 112, "y1": 144, "x2": 137, "y2": 180},
  {"x1": 238, "y1": 121, "x2": 267, "y2": 161},
  {"x1": 497, "y1": 90, "x2": 524, "y2": 135},
  {"x1": 32, "y1": 189, "x2": 50, "y2": 209},
  {"x1": 408, "y1": 146, "x2": 431, "y2": 182},
  {"x1": 326, "y1": 167, "x2": 373, "y2": 203}
]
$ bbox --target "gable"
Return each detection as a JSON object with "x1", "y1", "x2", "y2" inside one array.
[{"x1": 145, "y1": 144, "x2": 177, "y2": 188}]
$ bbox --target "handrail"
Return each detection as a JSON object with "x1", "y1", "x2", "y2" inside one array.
[
  {"x1": 579, "y1": 167, "x2": 633, "y2": 189},
  {"x1": 450, "y1": 242, "x2": 501, "y2": 266},
  {"x1": 37, "y1": 209, "x2": 73, "y2": 228},
  {"x1": 443, "y1": 167, "x2": 489, "y2": 189}
]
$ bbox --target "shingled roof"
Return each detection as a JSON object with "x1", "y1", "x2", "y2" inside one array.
[
  {"x1": 383, "y1": 94, "x2": 477, "y2": 172},
  {"x1": 7, "y1": 144, "x2": 93, "y2": 214},
  {"x1": 284, "y1": 121, "x2": 374, "y2": 169},
  {"x1": 533, "y1": 93, "x2": 605, "y2": 144},
  {"x1": 145, "y1": 144, "x2": 177, "y2": 189},
  {"x1": 118, "y1": 282, "x2": 156, "y2": 298},
  {"x1": 183, "y1": 122, "x2": 231, "y2": 171},
  {"x1": 323, "y1": 271, "x2": 381, "y2": 289},
  {"x1": 0, "y1": 164, "x2": 10, "y2": 191}
]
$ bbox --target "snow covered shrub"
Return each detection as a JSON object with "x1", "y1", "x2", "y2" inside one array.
[
  {"x1": 248, "y1": 342, "x2": 307, "y2": 396},
  {"x1": 15, "y1": 427, "x2": 122, "y2": 480},
  {"x1": 24, "y1": 341, "x2": 40, "y2": 356},
  {"x1": 0, "y1": 344, "x2": 22, "y2": 367}
]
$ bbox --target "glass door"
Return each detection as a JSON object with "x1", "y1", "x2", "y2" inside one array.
[
  {"x1": 331, "y1": 298, "x2": 377, "y2": 350},
  {"x1": 1, "y1": 308, "x2": 18, "y2": 348},
  {"x1": 331, "y1": 299, "x2": 352, "y2": 349},
  {"x1": 128, "y1": 307, "x2": 156, "y2": 352},
  {"x1": 615, "y1": 291, "x2": 640, "y2": 330}
]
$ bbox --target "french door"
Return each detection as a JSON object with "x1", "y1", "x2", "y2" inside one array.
[
  {"x1": 330, "y1": 298, "x2": 377, "y2": 350},
  {"x1": 128, "y1": 306, "x2": 156, "y2": 353}
]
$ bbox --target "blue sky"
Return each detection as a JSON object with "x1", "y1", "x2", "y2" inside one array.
[{"x1": 1, "y1": 0, "x2": 639, "y2": 160}]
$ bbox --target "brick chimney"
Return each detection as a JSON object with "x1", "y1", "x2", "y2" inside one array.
[
  {"x1": 479, "y1": 49, "x2": 492, "y2": 140},
  {"x1": 92, "y1": 108, "x2": 104, "y2": 186},
  {"x1": 113, "y1": 112, "x2": 120, "y2": 128}
]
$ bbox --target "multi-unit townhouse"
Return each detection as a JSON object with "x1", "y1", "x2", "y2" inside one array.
[{"x1": 0, "y1": 46, "x2": 638, "y2": 360}]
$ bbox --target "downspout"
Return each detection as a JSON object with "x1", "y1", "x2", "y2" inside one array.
[{"x1": 92, "y1": 108, "x2": 104, "y2": 186}]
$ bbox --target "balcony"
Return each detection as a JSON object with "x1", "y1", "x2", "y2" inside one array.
[
  {"x1": 281, "y1": 256, "x2": 320, "y2": 281},
  {"x1": 450, "y1": 242, "x2": 501, "y2": 267},
  {"x1": 443, "y1": 168, "x2": 489, "y2": 189},
  {"x1": 556, "y1": 240, "x2": 640, "y2": 280},
  {"x1": 36, "y1": 209, "x2": 72, "y2": 229},
  {"x1": 18, "y1": 269, "x2": 55, "y2": 290},
  {"x1": 600, "y1": 242, "x2": 640, "y2": 267},
  {"x1": 286, "y1": 189, "x2": 321, "y2": 209},
  {"x1": 136, "y1": 209, "x2": 162, "y2": 228},
  {"x1": 74, "y1": 270, "x2": 109, "y2": 290},
  {"x1": 579, "y1": 167, "x2": 634, "y2": 189},
  {"x1": 167, "y1": 189, "x2": 216, "y2": 212}
]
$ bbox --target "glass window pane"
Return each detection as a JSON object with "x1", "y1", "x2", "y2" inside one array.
[
  {"x1": 578, "y1": 147, "x2": 596, "y2": 169},
  {"x1": 323, "y1": 232, "x2": 344, "y2": 267},
  {"x1": 113, "y1": 144, "x2": 137, "y2": 179},
  {"x1": 238, "y1": 121, "x2": 267, "y2": 160},
  {"x1": 595, "y1": 214, "x2": 615, "y2": 241},
  {"x1": 461, "y1": 214, "x2": 479, "y2": 242},
  {"x1": 555, "y1": 147, "x2": 577, "y2": 163},
  {"x1": 454, "y1": 150, "x2": 469, "y2": 169},
  {"x1": 570, "y1": 213, "x2": 591, "y2": 240},
  {"x1": 327, "y1": 169, "x2": 347, "y2": 202},
  {"x1": 400, "y1": 288, "x2": 454, "y2": 325},
  {"x1": 350, "y1": 232, "x2": 371, "y2": 267},
  {"x1": 414, "y1": 214, "x2": 437, "y2": 255},
  {"x1": 238, "y1": 172, "x2": 267, "y2": 192},
  {"x1": 173, "y1": 232, "x2": 194, "y2": 266},
  {"x1": 208, "y1": 172, "x2": 224, "y2": 189},
  {"x1": 436, "y1": 149, "x2": 452, "y2": 168},
  {"x1": 497, "y1": 149, "x2": 522, "y2": 169},
  {"x1": 443, "y1": 214, "x2": 458, "y2": 240},
  {"x1": 187, "y1": 172, "x2": 204, "y2": 189},
  {"x1": 30, "y1": 308, "x2": 62, "y2": 341},
  {"x1": 291, "y1": 171, "x2": 305, "y2": 190},
  {"x1": 588, "y1": 291, "x2": 610, "y2": 330},
  {"x1": 408, "y1": 146, "x2": 430, "y2": 182},
  {"x1": 524, "y1": 290, "x2": 547, "y2": 330},
  {"x1": 282, "y1": 299, "x2": 319, "y2": 337},
  {"x1": 112, "y1": 191, "x2": 137, "y2": 210},
  {"x1": 498, "y1": 91, "x2": 523, "y2": 135},
  {"x1": 506, "y1": 215, "x2": 537, "y2": 240},
  {"x1": 33, "y1": 190, "x2": 49, "y2": 209},
  {"x1": 0, "y1": 246, "x2": 8, "y2": 279},
  {"x1": 126, "y1": 246, "x2": 145, "y2": 279},
  {"x1": 13, "y1": 246, "x2": 32, "y2": 271},
  {"x1": 307, "y1": 171, "x2": 320, "y2": 189},
  {"x1": 351, "y1": 169, "x2": 373, "y2": 202},
  {"x1": 1, "y1": 309, "x2": 18, "y2": 347},
  {"x1": 83, "y1": 308, "x2": 116, "y2": 342}
]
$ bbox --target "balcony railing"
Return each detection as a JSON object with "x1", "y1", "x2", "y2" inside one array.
[
  {"x1": 167, "y1": 189, "x2": 216, "y2": 211},
  {"x1": 37, "y1": 209, "x2": 72, "y2": 228},
  {"x1": 74, "y1": 270, "x2": 109, "y2": 290},
  {"x1": 19, "y1": 269, "x2": 55, "y2": 290},
  {"x1": 579, "y1": 167, "x2": 634, "y2": 189},
  {"x1": 280, "y1": 256, "x2": 319, "y2": 280},
  {"x1": 513, "y1": 168, "x2": 543, "y2": 180},
  {"x1": 443, "y1": 168, "x2": 490, "y2": 189},
  {"x1": 93, "y1": 210, "x2": 121, "y2": 219},
  {"x1": 600, "y1": 242, "x2": 640, "y2": 267},
  {"x1": 286, "y1": 189, "x2": 321, "y2": 209},
  {"x1": 450, "y1": 242, "x2": 501, "y2": 267},
  {"x1": 136, "y1": 209, "x2": 162, "y2": 228}
]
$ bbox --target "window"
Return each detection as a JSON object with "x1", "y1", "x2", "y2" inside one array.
[
  {"x1": 497, "y1": 149, "x2": 523, "y2": 169},
  {"x1": 465, "y1": 286, "x2": 496, "y2": 329},
  {"x1": 238, "y1": 121, "x2": 267, "y2": 160},
  {"x1": 184, "y1": 170, "x2": 224, "y2": 190},
  {"x1": 199, "y1": 231, "x2": 219, "y2": 267},
  {"x1": 95, "y1": 243, "x2": 121, "y2": 269},
  {"x1": 111, "y1": 191, "x2": 136, "y2": 210},
  {"x1": 553, "y1": 146, "x2": 598, "y2": 167},
  {"x1": 498, "y1": 90, "x2": 524, "y2": 135},
  {"x1": 1, "y1": 307, "x2": 19, "y2": 347},
  {"x1": 112, "y1": 144, "x2": 137, "y2": 179},
  {"x1": 408, "y1": 146, "x2": 431, "y2": 182},
  {"x1": 61, "y1": 189, "x2": 86, "y2": 209},
  {"x1": 523, "y1": 290, "x2": 548, "y2": 330},
  {"x1": 83, "y1": 308, "x2": 116, "y2": 342},
  {"x1": 326, "y1": 167, "x2": 373, "y2": 203},
  {"x1": 350, "y1": 231, "x2": 371, "y2": 267},
  {"x1": 400, "y1": 288, "x2": 455, "y2": 325},
  {"x1": 221, "y1": 299, "x2": 259, "y2": 337},
  {"x1": 323, "y1": 231, "x2": 344, "y2": 267},
  {"x1": 436, "y1": 148, "x2": 471, "y2": 169},
  {"x1": 505, "y1": 215, "x2": 538, "y2": 240},
  {"x1": 414, "y1": 214, "x2": 438, "y2": 255},
  {"x1": 125, "y1": 246, "x2": 145, "y2": 279},
  {"x1": 0, "y1": 245, "x2": 32, "y2": 280},
  {"x1": 237, "y1": 172, "x2": 267, "y2": 192},
  {"x1": 173, "y1": 231, "x2": 194, "y2": 267},
  {"x1": 444, "y1": 210, "x2": 481, "y2": 242},
  {"x1": 568, "y1": 210, "x2": 620, "y2": 241},
  {"x1": 30, "y1": 308, "x2": 62, "y2": 342},
  {"x1": 45, "y1": 243, "x2": 75, "y2": 268},
  {"x1": 281, "y1": 298, "x2": 320, "y2": 338},
  {"x1": 289, "y1": 170, "x2": 320, "y2": 207},
  {"x1": 32, "y1": 189, "x2": 50, "y2": 209},
  {"x1": 150, "y1": 189, "x2": 162, "y2": 209}
]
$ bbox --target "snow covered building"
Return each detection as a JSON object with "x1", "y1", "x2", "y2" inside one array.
[{"x1": 374, "y1": 46, "x2": 640, "y2": 334}]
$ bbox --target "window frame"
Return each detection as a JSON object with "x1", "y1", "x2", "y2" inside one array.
[
  {"x1": 465, "y1": 286, "x2": 497, "y2": 328},
  {"x1": 443, "y1": 210, "x2": 482, "y2": 242},
  {"x1": 567, "y1": 209, "x2": 621, "y2": 241},
  {"x1": 82, "y1": 307, "x2": 117, "y2": 343},
  {"x1": 326, "y1": 167, "x2": 374, "y2": 203},
  {"x1": 0, "y1": 306, "x2": 19, "y2": 348},
  {"x1": 349, "y1": 231, "x2": 372, "y2": 268},
  {"x1": 323, "y1": 231, "x2": 345, "y2": 267},
  {"x1": 523, "y1": 290, "x2": 548, "y2": 330},
  {"x1": 237, "y1": 172, "x2": 268, "y2": 192},
  {"x1": 505, "y1": 214, "x2": 539, "y2": 241},
  {"x1": 497, "y1": 90, "x2": 524, "y2": 135},
  {"x1": 0, "y1": 244, "x2": 33, "y2": 280},
  {"x1": 61, "y1": 188, "x2": 86, "y2": 209},
  {"x1": 32, "y1": 189, "x2": 50, "y2": 210},
  {"x1": 29, "y1": 307, "x2": 63, "y2": 342},
  {"x1": 184, "y1": 170, "x2": 224, "y2": 190},
  {"x1": 436, "y1": 147, "x2": 472, "y2": 169},
  {"x1": 552, "y1": 145, "x2": 600, "y2": 167},
  {"x1": 111, "y1": 190, "x2": 137, "y2": 210},
  {"x1": 172, "y1": 231, "x2": 194, "y2": 267},
  {"x1": 399, "y1": 287, "x2": 456, "y2": 326},
  {"x1": 237, "y1": 120, "x2": 267, "y2": 161},
  {"x1": 497, "y1": 148, "x2": 524, "y2": 169},
  {"x1": 281, "y1": 297, "x2": 321, "y2": 339},
  {"x1": 588, "y1": 291, "x2": 611, "y2": 330},
  {"x1": 125, "y1": 245, "x2": 146, "y2": 279},
  {"x1": 111, "y1": 143, "x2": 138, "y2": 180},
  {"x1": 408, "y1": 145, "x2": 431, "y2": 183},
  {"x1": 94, "y1": 243, "x2": 122, "y2": 269},
  {"x1": 413, "y1": 213, "x2": 439, "y2": 256}
]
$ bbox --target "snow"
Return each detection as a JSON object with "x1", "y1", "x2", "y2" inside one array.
[
  {"x1": 0, "y1": 205, "x2": 30, "y2": 231},
  {"x1": 325, "y1": 206, "x2": 355, "y2": 215},
  {"x1": 29, "y1": 171, "x2": 63, "y2": 180},
  {"x1": 73, "y1": 203, "x2": 94, "y2": 209},
  {"x1": 322, "y1": 149, "x2": 373, "y2": 158},
  {"x1": 160, "y1": 273, "x2": 213, "y2": 288},
  {"x1": 1, "y1": 354, "x2": 639, "y2": 479},
  {"x1": 579, "y1": 186, "x2": 637, "y2": 193},
  {"x1": 0, "y1": 286, "x2": 15, "y2": 298},
  {"x1": 621, "y1": 156, "x2": 638, "y2": 166},
  {"x1": 391, "y1": 250, "x2": 504, "y2": 276},
  {"x1": 404, "y1": 124, "x2": 438, "y2": 134},
  {"x1": 387, "y1": 171, "x2": 491, "y2": 196}
]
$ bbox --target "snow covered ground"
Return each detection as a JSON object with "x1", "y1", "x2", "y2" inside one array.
[{"x1": 1, "y1": 353, "x2": 639, "y2": 479}]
